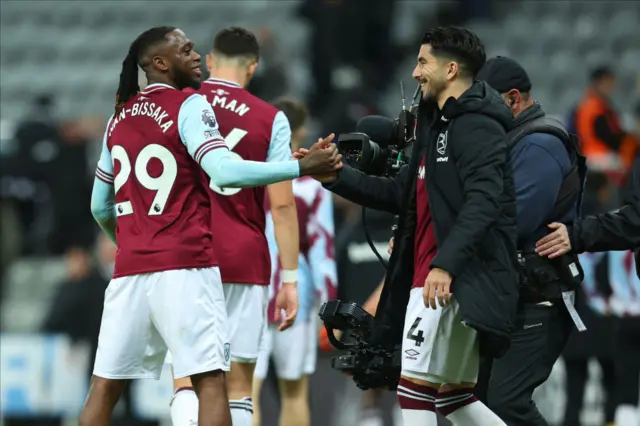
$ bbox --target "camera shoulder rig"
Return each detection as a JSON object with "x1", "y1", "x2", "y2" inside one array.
[{"x1": 319, "y1": 300, "x2": 401, "y2": 390}]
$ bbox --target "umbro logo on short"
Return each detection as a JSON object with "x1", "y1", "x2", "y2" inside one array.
[
  {"x1": 404, "y1": 349, "x2": 420, "y2": 359},
  {"x1": 224, "y1": 343, "x2": 231, "y2": 362}
]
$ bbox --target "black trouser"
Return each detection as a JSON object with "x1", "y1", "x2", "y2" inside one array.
[
  {"x1": 476, "y1": 302, "x2": 574, "y2": 426},
  {"x1": 562, "y1": 357, "x2": 616, "y2": 425},
  {"x1": 614, "y1": 316, "x2": 640, "y2": 407}
]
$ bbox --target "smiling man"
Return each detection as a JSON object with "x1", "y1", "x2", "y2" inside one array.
[
  {"x1": 297, "y1": 26, "x2": 518, "y2": 426},
  {"x1": 81, "y1": 26, "x2": 343, "y2": 426}
]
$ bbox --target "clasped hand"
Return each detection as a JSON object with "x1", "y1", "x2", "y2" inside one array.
[{"x1": 293, "y1": 134, "x2": 342, "y2": 183}]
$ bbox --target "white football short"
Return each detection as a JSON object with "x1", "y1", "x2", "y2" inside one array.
[
  {"x1": 223, "y1": 283, "x2": 269, "y2": 363},
  {"x1": 254, "y1": 314, "x2": 320, "y2": 381},
  {"x1": 93, "y1": 267, "x2": 230, "y2": 380},
  {"x1": 401, "y1": 287, "x2": 479, "y2": 384}
]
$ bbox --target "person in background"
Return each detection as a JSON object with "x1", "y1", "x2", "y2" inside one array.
[
  {"x1": 42, "y1": 244, "x2": 97, "y2": 375},
  {"x1": 297, "y1": 0, "x2": 396, "y2": 116},
  {"x1": 42, "y1": 234, "x2": 140, "y2": 423},
  {"x1": 246, "y1": 28, "x2": 289, "y2": 102},
  {"x1": 253, "y1": 99, "x2": 337, "y2": 426},
  {"x1": 3, "y1": 94, "x2": 64, "y2": 255},
  {"x1": 572, "y1": 66, "x2": 639, "y2": 180},
  {"x1": 635, "y1": 100, "x2": 640, "y2": 135},
  {"x1": 475, "y1": 56, "x2": 580, "y2": 426},
  {"x1": 253, "y1": 98, "x2": 337, "y2": 426},
  {"x1": 169, "y1": 27, "x2": 302, "y2": 426},
  {"x1": 560, "y1": 251, "x2": 617, "y2": 426},
  {"x1": 608, "y1": 249, "x2": 640, "y2": 426}
]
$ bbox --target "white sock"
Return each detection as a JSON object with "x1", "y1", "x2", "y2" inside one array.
[
  {"x1": 170, "y1": 388, "x2": 199, "y2": 426},
  {"x1": 615, "y1": 404, "x2": 640, "y2": 426},
  {"x1": 400, "y1": 408, "x2": 438, "y2": 425},
  {"x1": 229, "y1": 397, "x2": 253, "y2": 426},
  {"x1": 437, "y1": 388, "x2": 505, "y2": 425},
  {"x1": 443, "y1": 398, "x2": 506, "y2": 426},
  {"x1": 396, "y1": 378, "x2": 438, "y2": 426}
]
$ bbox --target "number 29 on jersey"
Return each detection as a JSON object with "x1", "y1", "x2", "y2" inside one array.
[{"x1": 112, "y1": 144, "x2": 177, "y2": 216}]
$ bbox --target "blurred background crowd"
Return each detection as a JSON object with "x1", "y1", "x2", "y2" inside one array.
[{"x1": 1, "y1": 1, "x2": 639, "y2": 425}]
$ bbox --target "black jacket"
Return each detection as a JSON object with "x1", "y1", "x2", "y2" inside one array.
[
  {"x1": 571, "y1": 157, "x2": 640, "y2": 276},
  {"x1": 42, "y1": 268, "x2": 109, "y2": 378},
  {"x1": 326, "y1": 81, "x2": 519, "y2": 358}
]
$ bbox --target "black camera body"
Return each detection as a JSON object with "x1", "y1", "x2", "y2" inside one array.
[
  {"x1": 519, "y1": 251, "x2": 585, "y2": 300},
  {"x1": 319, "y1": 300, "x2": 401, "y2": 390},
  {"x1": 337, "y1": 131, "x2": 408, "y2": 177},
  {"x1": 319, "y1": 84, "x2": 419, "y2": 389},
  {"x1": 337, "y1": 86, "x2": 418, "y2": 177}
]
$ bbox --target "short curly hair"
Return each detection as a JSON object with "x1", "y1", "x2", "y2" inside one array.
[{"x1": 213, "y1": 27, "x2": 259, "y2": 62}]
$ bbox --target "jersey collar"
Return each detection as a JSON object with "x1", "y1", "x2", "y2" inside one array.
[
  {"x1": 141, "y1": 83, "x2": 176, "y2": 94},
  {"x1": 205, "y1": 77, "x2": 242, "y2": 88}
]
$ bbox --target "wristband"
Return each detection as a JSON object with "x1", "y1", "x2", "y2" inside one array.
[{"x1": 282, "y1": 269, "x2": 298, "y2": 283}]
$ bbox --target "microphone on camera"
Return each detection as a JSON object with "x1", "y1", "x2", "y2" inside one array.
[
  {"x1": 356, "y1": 115, "x2": 396, "y2": 147},
  {"x1": 398, "y1": 81, "x2": 418, "y2": 147}
]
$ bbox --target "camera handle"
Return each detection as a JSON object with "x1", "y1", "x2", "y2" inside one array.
[{"x1": 324, "y1": 325, "x2": 349, "y2": 350}]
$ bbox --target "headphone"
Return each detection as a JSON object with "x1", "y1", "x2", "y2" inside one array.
[{"x1": 508, "y1": 94, "x2": 516, "y2": 107}]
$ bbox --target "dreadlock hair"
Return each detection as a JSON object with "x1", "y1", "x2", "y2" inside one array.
[{"x1": 115, "y1": 26, "x2": 176, "y2": 114}]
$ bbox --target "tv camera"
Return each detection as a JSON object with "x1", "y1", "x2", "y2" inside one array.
[{"x1": 319, "y1": 83, "x2": 421, "y2": 390}]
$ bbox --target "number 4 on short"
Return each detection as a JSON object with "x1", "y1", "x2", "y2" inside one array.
[{"x1": 406, "y1": 317, "x2": 425, "y2": 347}]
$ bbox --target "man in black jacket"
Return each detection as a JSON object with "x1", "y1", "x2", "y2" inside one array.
[
  {"x1": 536, "y1": 156, "x2": 639, "y2": 276},
  {"x1": 474, "y1": 57, "x2": 581, "y2": 425},
  {"x1": 299, "y1": 27, "x2": 517, "y2": 426}
]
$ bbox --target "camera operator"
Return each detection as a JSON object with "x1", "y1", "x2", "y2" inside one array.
[
  {"x1": 473, "y1": 56, "x2": 586, "y2": 425},
  {"x1": 536, "y1": 157, "x2": 640, "y2": 425},
  {"x1": 299, "y1": 26, "x2": 518, "y2": 426},
  {"x1": 536, "y1": 155, "x2": 640, "y2": 276}
]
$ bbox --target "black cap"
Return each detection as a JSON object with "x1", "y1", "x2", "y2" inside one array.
[{"x1": 476, "y1": 56, "x2": 532, "y2": 94}]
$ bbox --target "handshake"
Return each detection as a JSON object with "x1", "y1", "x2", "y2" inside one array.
[{"x1": 294, "y1": 134, "x2": 342, "y2": 183}]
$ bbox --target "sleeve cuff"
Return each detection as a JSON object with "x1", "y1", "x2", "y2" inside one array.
[
  {"x1": 96, "y1": 167, "x2": 114, "y2": 185},
  {"x1": 430, "y1": 253, "x2": 459, "y2": 278},
  {"x1": 194, "y1": 139, "x2": 228, "y2": 164},
  {"x1": 567, "y1": 223, "x2": 583, "y2": 254},
  {"x1": 321, "y1": 167, "x2": 351, "y2": 191}
]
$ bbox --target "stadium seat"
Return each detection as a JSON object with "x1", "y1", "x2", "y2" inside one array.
[{"x1": 0, "y1": 1, "x2": 637, "y2": 128}]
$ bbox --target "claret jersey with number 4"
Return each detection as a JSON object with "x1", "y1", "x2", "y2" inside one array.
[
  {"x1": 96, "y1": 83, "x2": 229, "y2": 278},
  {"x1": 197, "y1": 78, "x2": 293, "y2": 285}
]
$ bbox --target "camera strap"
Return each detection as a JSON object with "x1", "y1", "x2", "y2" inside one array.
[{"x1": 562, "y1": 288, "x2": 587, "y2": 332}]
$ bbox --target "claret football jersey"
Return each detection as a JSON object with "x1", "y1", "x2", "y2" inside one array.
[
  {"x1": 197, "y1": 78, "x2": 293, "y2": 285},
  {"x1": 96, "y1": 83, "x2": 228, "y2": 278}
]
